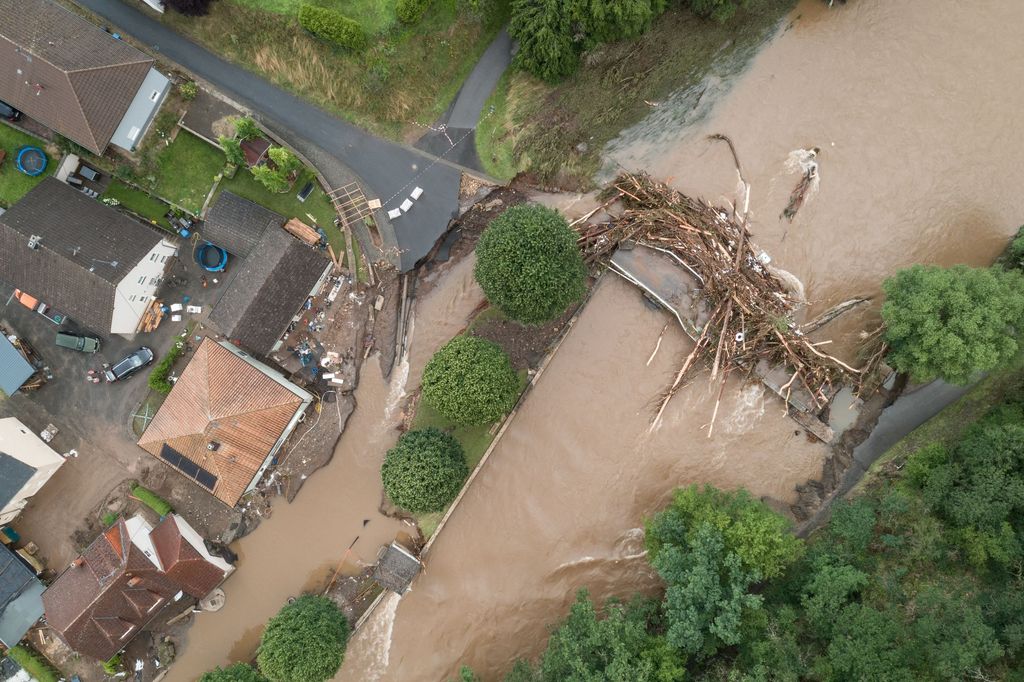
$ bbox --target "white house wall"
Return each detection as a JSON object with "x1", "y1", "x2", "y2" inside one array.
[
  {"x1": 112, "y1": 239, "x2": 178, "y2": 335},
  {"x1": 0, "y1": 418, "x2": 65, "y2": 525}
]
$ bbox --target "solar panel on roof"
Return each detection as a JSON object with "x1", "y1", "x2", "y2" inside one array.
[
  {"x1": 160, "y1": 444, "x2": 216, "y2": 490},
  {"x1": 195, "y1": 470, "x2": 218, "y2": 490}
]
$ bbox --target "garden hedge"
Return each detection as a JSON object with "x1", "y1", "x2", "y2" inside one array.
[
  {"x1": 8, "y1": 646, "x2": 60, "y2": 682},
  {"x1": 148, "y1": 341, "x2": 184, "y2": 394},
  {"x1": 381, "y1": 428, "x2": 468, "y2": 513},
  {"x1": 299, "y1": 4, "x2": 368, "y2": 52},
  {"x1": 422, "y1": 335, "x2": 520, "y2": 425},
  {"x1": 132, "y1": 485, "x2": 173, "y2": 517},
  {"x1": 397, "y1": 0, "x2": 431, "y2": 24}
]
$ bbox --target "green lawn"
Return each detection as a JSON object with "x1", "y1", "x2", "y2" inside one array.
[
  {"x1": 0, "y1": 124, "x2": 55, "y2": 208},
  {"x1": 475, "y1": 71, "x2": 517, "y2": 182},
  {"x1": 153, "y1": 130, "x2": 226, "y2": 213},
  {"x1": 217, "y1": 167, "x2": 342, "y2": 253},
  {"x1": 103, "y1": 180, "x2": 173, "y2": 231},
  {"x1": 231, "y1": 0, "x2": 399, "y2": 34}
]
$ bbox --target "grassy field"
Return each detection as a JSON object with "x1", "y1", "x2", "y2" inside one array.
[
  {"x1": 103, "y1": 180, "x2": 174, "y2": 231},
  {"x1": 476, "y1": 1, "x2": 793, "y2": 185},
  {"x1": 0, "y1": 124, "x2": 55, "y2": 208},
  {"x1": 160, "y1": 0, "x2": 507, "y2": 139},
  {"x1": 153, "y1": 130, "x2": 225, "y2": 213},
  {"x1": 232, "y1": 0, "x2": 400, "y2": 34}
]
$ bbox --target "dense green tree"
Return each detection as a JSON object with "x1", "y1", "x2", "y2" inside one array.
[
  {"x1": 816, "y1": 604, "x2": 914, "y2": 682},
  {"x1": 234, "y1": 116, "x2": 262, "y2": 141},
  {"x1": 474, "y1": 204, "x2": 587, "y2": 325},
  {"x1": 653, "y1": 523, "x2": 761, "y2": 656},
  {"x1": 509, "y1": 0, "x2": 580, "y2": 82},
  {"x1": 531, "y1": 590, "x2": 684, "y2": 681},
  {"x1": 735, "y1": 606, "x2": 806, "y2": 682},
  {"x1": 423, "y1": 336, "x2": 521, "y2": 425},
  {"x1": 199, "y1": 663, "x2": 267, "y2": 682},
  {"x1": 381, "y1": 428, "x2": 468, "y2": 513},
  {"x1": 646, "y1": 485, "x2": 802, "y2": 579},
  {"x1": 219, "y1": 135, "x2": 245, "y2": 167},
  {"x1": 251, "y1": 164, "x2": 290, "y2": 193},
  {"x1": 881, "y1": 264, "x2": 1024, "y2": 384},
  {"x1": 267, "y1": 147, "x2": 301, "y2": 177},
  {"x1": 800, "y1": 563, "x2": 869, "y2": 638},
  {"x1": 256, "y1": 595, "x2": 349, "y2": 682},
  {"x1": 909, "y1": 586, "x2": 1002, "y2": 679}
]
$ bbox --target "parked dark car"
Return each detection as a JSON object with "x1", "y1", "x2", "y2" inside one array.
[
  {"x1": 55, "y1": 331, "x2": 100, "y2": 353},
  {"x1": 0, "y1": 100, "x2": 21, "y2": 122},
  {"x1": 104, "y1": 347, "x2": 154, "y2": 382}
]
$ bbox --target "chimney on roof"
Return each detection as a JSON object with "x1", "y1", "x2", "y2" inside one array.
[
  {"x1": 127, "y1": 576, "x2": 142, "y2": 587},
  {"x1": 71, "y1": 558, "x2": 84, "y2": 569},
  {"x1": 207, "y1": 441, "x2": 220, "y2": 451},
  {"x1": 28, "y1": 235, "x2": 41, "y2": 250}
]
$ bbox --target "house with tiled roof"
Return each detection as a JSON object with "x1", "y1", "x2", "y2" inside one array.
[
  {"x1": 0, "y1": 417, "x2": 65, "y2": 526},
  {"x1": 41, "y1": 514, "x2": 231, "y2": 661},
  {"x1": 201, "y1": 191, "x2": 284, "y2": 258},
  {"x1": 0, "y1": 0, "x2": 170, "y2": 154},
  {"x1": 0, "y1": 179, "x2": 178, "y2": 335},
  {"x1": 0, "y1": 544, "x2": 44, "y2": 648},
  {"x1": 137, "y1": 339, "x2": 313, "y2": 507}
]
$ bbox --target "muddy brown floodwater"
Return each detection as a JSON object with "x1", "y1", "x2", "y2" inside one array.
[
  {"x1": 339, "y1": 0, "x2": 1024, "y2": 679},
  {"x1": 164, "y1": 259, "x2": 485, "y2": 681}
]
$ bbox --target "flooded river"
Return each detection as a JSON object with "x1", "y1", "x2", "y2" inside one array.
[
  {"x1": 165, "y1": 258, "x2": 484, "y2": 680},
  {"x1": 338, "y1": 0, "x2": 1024, "y2": 679}
]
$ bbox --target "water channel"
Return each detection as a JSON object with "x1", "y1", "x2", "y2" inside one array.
[{"x1": 339, "y1": 0, "x2": 1024, "y2": 679}]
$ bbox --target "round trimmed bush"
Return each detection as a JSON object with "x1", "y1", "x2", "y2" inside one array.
[
  {"x1": 256, "y1": 595, "x2": 349, "y2": 682},
  {"x1": 474, "y1": 204, "x2": 587, "y2": 325},
  {"x1": 381, "y1": 428, "x2": 468, "y2": 513},
  {"x1": 423, "y1": 336, "x2": 520, "y2": 425}
]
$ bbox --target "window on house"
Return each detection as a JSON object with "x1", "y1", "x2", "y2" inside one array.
[
  {"x1": 160, "y1": 255, "x2": 167, "y2": 263},
  {"x1": 129, "y1": 295, "x2": 136, "y2": 302},
  {"x1": 128, "y1": 126, "x2": 141, "y2": 141},
  {"x1": 150, "y1": 90, "x2": 161, "y2": 102},
  {"x1": 138, "y1": 276, "x2": 146, "y2": 284},
  {"x1": 150, "y1": 253, "x2": 158, "y2": 262},
  {"x1": 149, "y1": 277, "x2": 159, "y2": 285}
]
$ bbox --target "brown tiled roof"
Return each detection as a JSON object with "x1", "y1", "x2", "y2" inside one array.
[
  {"x1": 0, "y1": 178, "x2": 163, "y2": 332},
  {"x1": 41, "y1": 520, "x2": 179, "y2": 661},
  {"x1": 209, "y1": 228, "x2": 331, "y2": 356},
  {"x1": 0, "y1": 0, "x2": 155, "y2": 154},
  {"x1": 201, "y1": 191, "x2": 284, "y2": 257},
  {"x1": 137, "y1": 339, "x2": 307, "y2": 506},
  {"x1": 149, "y1": 516, "x2": 225, "y2": 598}
]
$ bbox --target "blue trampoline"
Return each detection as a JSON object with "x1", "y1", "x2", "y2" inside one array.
[
  {"x1": 15, "y1": 146, "x2": 47, "y2": 176},
  {"x1": 196, "y1": 242, "x2": 228, "y2": 272}
]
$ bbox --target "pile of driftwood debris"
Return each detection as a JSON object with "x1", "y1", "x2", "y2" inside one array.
[{"x1": 576, "y1": 138, "x2": 884, "y2": 432}]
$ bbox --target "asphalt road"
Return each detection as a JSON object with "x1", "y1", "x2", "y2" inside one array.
[
  {"x1": 76, "y1": 0, "x2": 464, "y2": 271},
  {"x1": 416, "y1": 28, "x2": 512, "y2": 172}
]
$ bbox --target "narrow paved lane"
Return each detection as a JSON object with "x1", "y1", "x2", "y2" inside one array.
[{"x1": 77, "y1": 0, "x2": 464, "y2": 270}]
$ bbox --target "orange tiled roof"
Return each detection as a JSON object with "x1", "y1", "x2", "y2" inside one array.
[{"x1": 137, "y1": 339, "x2": 304, "y2": 506}]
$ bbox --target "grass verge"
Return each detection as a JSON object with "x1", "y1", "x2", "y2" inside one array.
[
  {"x1": 0, "y1": 124, "x2": 55, "y2": 208},
  {"x1": 153, "y1": 130, "x2": 226, "y2": 213},
  {"x1": 479, "y1": 1, "x2": 793, "y2": 186},
  {"x1": 103, "y1": 180, "x2": 174, "y2": 231},
  {"x1": 159, "y1": 0, "x2": 507, "y2": 139},
  {"x1": 8, "y1": 646, "x2": 60, "y2": 682}
]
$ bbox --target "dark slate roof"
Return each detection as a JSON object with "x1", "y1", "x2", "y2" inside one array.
[
  {"x1": 201, "y1": 192, "x2": 284, "y2": 257},
  {"x1": 0, "y1": 544, "x2": 44, "y2": 647},
  {"x1": 41, "y1": 520, "x2": 181, "y2": 660},
  {"x1": 0, "y1": 179, "x2": 163, "y2": 331},
  {"x1": 0, "y1": 453, "x2": 34, "y2": 510},
  {"x1": 0, "y1": 0, "x2": 154, "y2": 154},
  {"x1": 209, "y1": 229, "x2": 330, "y2": 356},
  {"x1": 0, "y1": 335, "x2": 34, "y2": 396},
  {"x1": 372, "y1": 542, "x2": 421, "y2": 594}
]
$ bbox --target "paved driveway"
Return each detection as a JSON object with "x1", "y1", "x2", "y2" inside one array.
[{"x1": 76, "y1": 0, "x2": 465, "y2": 271}]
